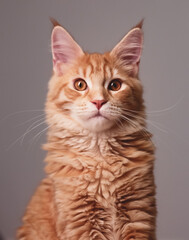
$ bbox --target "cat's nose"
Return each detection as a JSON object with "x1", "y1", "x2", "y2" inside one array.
[{"x1": 91, "y1": 100, "x2": 107, "y2": 110}]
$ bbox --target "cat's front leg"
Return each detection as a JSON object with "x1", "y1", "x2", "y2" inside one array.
[
  {"x1": 16, "y1": 178, "x2": 59, "y2": 240},
  {"x1": 115, "y1": 173, "x2": 157, "y2": 240},
  {"x1": 117, "y1": 198, "x2": 156, "y2": 240},
  {"x1": 121, "y1": 223, "x2": 156, "y2": 240},
  {"x1": 119, "y1": 209, "x2": 156, "y2": 240}
]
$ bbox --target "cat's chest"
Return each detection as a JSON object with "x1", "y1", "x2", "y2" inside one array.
[
  {"x1": 84, "y1": 167, "x2": 115, "y2": 202},
  {"x1": 83, "y1": 166, "x2": 122, "y2": 240},
  {"x1": 53, "y1": 161, "x2": 127, "y2": 239},
  {"x1": 79, "y1": 160, "x2": 126, "y2": 212}
]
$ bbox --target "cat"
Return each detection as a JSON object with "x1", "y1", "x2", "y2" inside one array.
[{"x1": 17, "y1": 20, "x2": 156, "y2": 240}]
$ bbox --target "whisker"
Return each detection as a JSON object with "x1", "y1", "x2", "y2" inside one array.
[
  {"x1": 118, "y1": 96, "x2": 183, "y2": 116},
  {"x1": 29, "y1": 124, "x2": 51, "y2": 148},
  {"x1": 146, "y1": 96, "x2": 184, "y2": 115},
  {"x1": 20, "y1": 120, "x2": 47, "y2": 145},
  {"x1": 114, "y1": 118, "x2": 124, "y2": 130},
  {"x1": 6, "y1": 120, "x2": 46, "y2": 150},
  {"x1": 120, "y1": 115, "x2": 150, "y2": 139},
  {"x1": 110, "y1": 109, "x2": 153, "y2": 142},
  {"x1": 121, "y1": 110, "x2": 168, "y2": 133},
  {"x1": 122, "y1": 116, "x2": 153, "y2": 143},
  {"x1": 16, "y1": 113, "x2": 46, "y2": 127},
  {"x1": 0, "y1": 109, "x2": 44, "y2": 124},
  {"x1": 19, "y1": 117, "x2": 46, "y2": 144},
  {"x1": 146, "y1": 119, "x2": 168, "y2": 133}
]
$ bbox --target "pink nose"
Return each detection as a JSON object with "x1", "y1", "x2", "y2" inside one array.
[{"x1": 91, "y1": 100, "x2": 107, "y2": 110}]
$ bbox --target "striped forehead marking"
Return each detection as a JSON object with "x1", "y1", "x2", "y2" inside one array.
[
  {"x1": 113, "y1": 68, "x2": 118, "y2": 76},
  {"x1": 85, "y1": 64, "x2": 93, "y2": 78},
  {"x1": 78, "y1": 67, "x2": 84, "y2": 77},
  {"x1": 78, "y1": 55, "x2": 117, "y2": 85},
  {"x1": 105, "y1": 65, "x2": 112, "y2": 80}
]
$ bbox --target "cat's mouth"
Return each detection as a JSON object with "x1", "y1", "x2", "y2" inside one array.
[
  {"x1": 79, "y1": 110, "x2": 114, "y2": 131},
  {"x1": 89, "y1": 112, "x2": 108, "y2": 120}
]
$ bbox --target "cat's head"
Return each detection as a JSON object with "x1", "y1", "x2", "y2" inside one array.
[{"x1": 46, "y1": 21, "x2": 145, "y2": 133}]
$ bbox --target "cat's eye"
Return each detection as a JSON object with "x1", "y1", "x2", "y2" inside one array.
[
  {"x1": 74, "y1": 78, "x2": 87, "y2": 91},
  {"x1": 108, "y1": 79, "x2": 122, "y2": 91}
]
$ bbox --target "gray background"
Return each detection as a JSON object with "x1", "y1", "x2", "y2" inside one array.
[{"x1": 0, "y1": 0, "x2": 189, "y2": 240}]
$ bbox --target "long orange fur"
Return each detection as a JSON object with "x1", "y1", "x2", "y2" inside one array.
[{"x1": 17, "y1": 21, "x2": 156, "y2": 240}]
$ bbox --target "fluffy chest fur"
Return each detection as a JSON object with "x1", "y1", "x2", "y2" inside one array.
[{"x1": 43, "y1": 131, "x2": 155, "y2": 240}]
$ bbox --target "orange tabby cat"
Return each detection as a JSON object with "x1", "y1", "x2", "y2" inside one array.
[{"x1": 17, "y1": 21, "x2": 156, "y2": 240}]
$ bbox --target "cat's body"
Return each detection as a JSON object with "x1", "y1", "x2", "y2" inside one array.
[{"x1": 17, "y1": 22, "x2": 156, "y2": 240}]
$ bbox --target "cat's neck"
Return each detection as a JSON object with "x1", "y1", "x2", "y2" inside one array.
[
  {"x1": 44, "y1": 123, "x2": 154, "y2": 178},
  {"x1": 43, "y1": 121, "x2": 150, "y2": 159}
]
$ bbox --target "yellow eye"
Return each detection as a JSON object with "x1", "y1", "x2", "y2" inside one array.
[
  {"x1": 108, "y1": 79, "x2": 122, "y2": 91},
  {"x1": 74, "y1": 79, "x2": 87, "y2": 91}
]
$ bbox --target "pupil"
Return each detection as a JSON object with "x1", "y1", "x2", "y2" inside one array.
[
  {"x1": 78, "y1": 82, "x2": 83, "y2": 88},
  {"x1": 112, "y1": 82, "x2": 117, "y2": 88}
]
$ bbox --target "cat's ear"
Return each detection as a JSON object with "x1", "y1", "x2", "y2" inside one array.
[
  {"x1": 110, "y1": 21, "x2": 143, "y2": 76},
  {"x1": 51, "y1": 26, "x2": 84, "y2": 75}
]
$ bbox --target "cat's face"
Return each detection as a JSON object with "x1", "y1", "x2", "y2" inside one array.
[{"x1": 46, "y1": 23, "x2": 144, "y2": 133}]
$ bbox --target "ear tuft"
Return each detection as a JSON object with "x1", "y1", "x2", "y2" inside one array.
[
  {"x1": 51, "y1": 26, "x2": 84, "y2": 75},
  {"x1": 133, "y1": 19, "x2": 144, "y2": 29},
  {"x1": 50, "y1": 17, "x2": 61, "y2": 28}
]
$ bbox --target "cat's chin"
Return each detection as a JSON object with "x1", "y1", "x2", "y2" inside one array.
[{"x1": 80, "y1": 116, "x2": 114, "y2": 132}]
